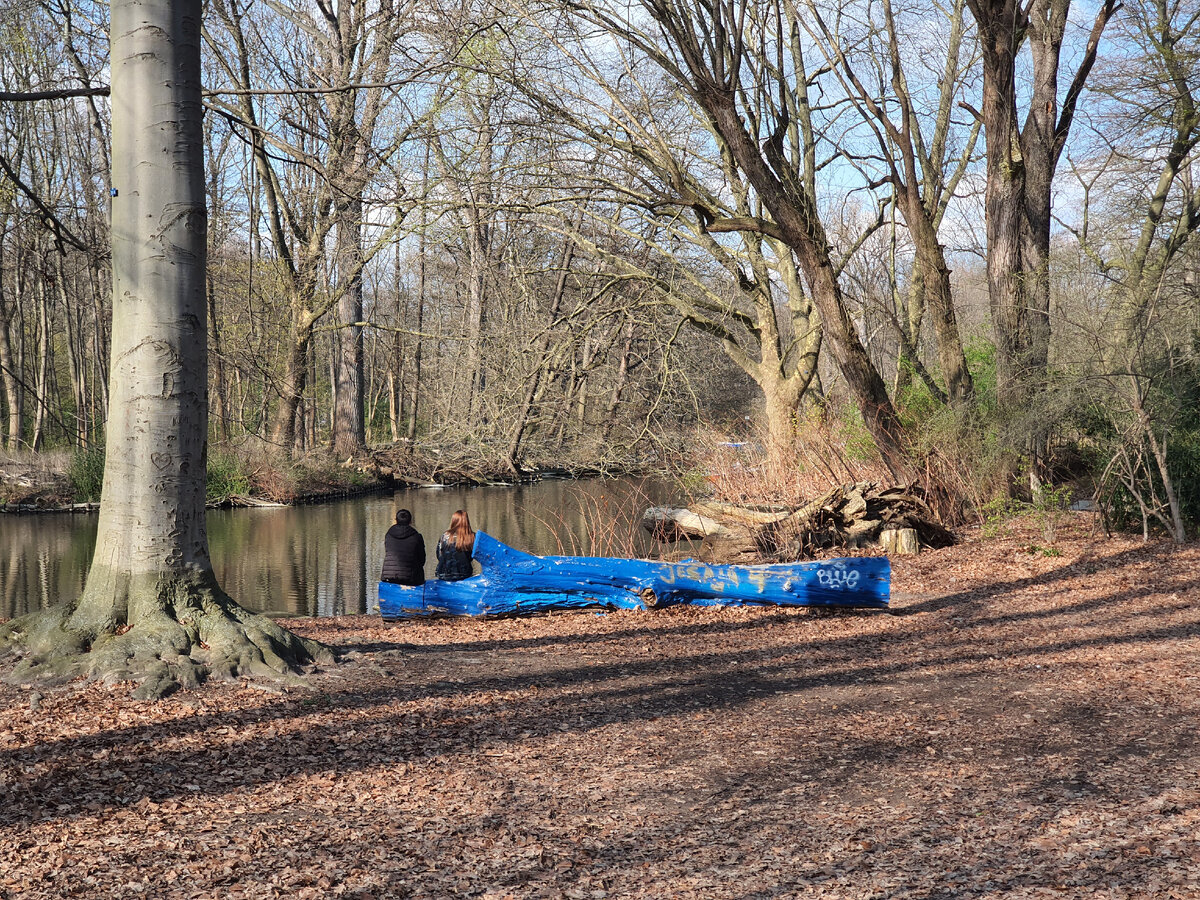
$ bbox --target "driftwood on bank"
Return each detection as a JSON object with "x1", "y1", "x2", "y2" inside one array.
[
  {"x1": 641, "y1": 507, "x2": 730, "y2": 541},
  {"x1": 368, "y1": 445, "x2": 645, "y2": 488},
  {"x1": 648, "y1": 482, "x2": 955, "y2": 561},
  {"x1": 217, "y1": 494, "x2": 287, "y2": 509}
]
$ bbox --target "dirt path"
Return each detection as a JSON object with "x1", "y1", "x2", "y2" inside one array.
[{"x1": 1, "y1": 517, "x2": 1198, "y2": 898}]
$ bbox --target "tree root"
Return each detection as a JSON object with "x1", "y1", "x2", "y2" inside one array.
[{"x1": 0, "y1": 572, "x2": 335, "y2": 700}]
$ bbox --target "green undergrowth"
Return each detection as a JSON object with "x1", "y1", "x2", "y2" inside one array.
[
  {"x1": 206, "y1": 449, "x2": 254, "y2": 503},
  {"x1": 67, "y1": 447, "x2": 106, "y2": 502}
]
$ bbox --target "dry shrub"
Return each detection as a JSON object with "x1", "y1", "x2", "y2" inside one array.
[
  {"x1": 906, "y1": 405, "x2": 1013, "y2": 527},
  {"x1": 522, "y1": 478, "x2": 660, "y2": 558},
  {"x1": 209, "y1": 436, "x2": 299, "y2": 502},
  {"x1": 688, "y1": 415, "x2": 893, "y2": 509},
  {"x1": 914, "y1": 445, "x2": 986, "y2": 526},
  {"x1": 685, "y1": 409, "x2": 982, "y2": 529}
]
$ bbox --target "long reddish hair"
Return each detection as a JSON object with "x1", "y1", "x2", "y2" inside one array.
[{"x1": 447, "y1": 509, "x2": 475, "y2": 551}]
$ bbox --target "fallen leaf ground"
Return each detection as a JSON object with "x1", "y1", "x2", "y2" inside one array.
[{"x1": 2, "y1": 515, "x2": 1199, "y2": 899}]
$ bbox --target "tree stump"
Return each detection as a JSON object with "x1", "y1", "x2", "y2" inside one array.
[{"x1": 879, "y1": 527, "x2": 920, "y2": 555}]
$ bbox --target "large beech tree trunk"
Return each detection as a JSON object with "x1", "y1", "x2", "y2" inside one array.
[{"x1": 0, "y1": 0, "x2": 329, "y2": 699}]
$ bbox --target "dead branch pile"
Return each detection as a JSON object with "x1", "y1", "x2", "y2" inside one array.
[
  {"x1": 692, "y1": 481, "x2": 956, "y2": 560},
  {"x1": 368, "y1": 445, "x2": 505, "y2": 486}
]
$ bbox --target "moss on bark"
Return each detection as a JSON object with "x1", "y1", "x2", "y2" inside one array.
[{"x1": 0, "y1": 569, "x2": 334, "y2": 700}]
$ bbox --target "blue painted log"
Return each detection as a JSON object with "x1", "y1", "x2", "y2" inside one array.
[{"x1": 378, "y1": 532, "x2": 889, "y2": 619}]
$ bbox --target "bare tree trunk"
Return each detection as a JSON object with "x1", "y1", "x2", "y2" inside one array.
[
  {"x1": 306, "y1": 340, "x2": 320, "y2": 451},
  {"x1": 708, "y1": 95, "x2": 908, "y2": 474},
  {"x1": 968, "y1": 0, "x2": 1117, "y2": 406},
  {"x1": 407, "y1": 188, "x2": 428, "y2": 442},
  {"x1": 30, "y1": 276, "x2": 50, "y2": 451},
  {"x1": 207, "y1": 269, "x2": 231, "y2": 443},
  {"x1": 464, "y1": 218, "x2": 489, "y2": 420},
  {"x1": 506, "y1": 228, "x2": 578, "y2": 472},
  {"x1": 890, "y1": 209, "x2": 920, "y2": 395},
  {"x1": 814, "y1": 0, "x2": 976, "y2": 408},
  {"x1": 60, "y1": 266, "x2": 87, "y2": 447},
  {"x1": 601, "y1": 315, "x2": 636, "y2": 441},
  {"x1": 900, "y1": 187, "x2": 973, "y2": 406},
  {"x1": 575, "y1": 335, "x2": 595, "y2": 429},
  {"x1": 332, "y1": 193, "x2": 366, "y2": 458},
  {"x1": 89, "y1": 266, "x2": 109, "y2": 425},
  {"x1": 0, "y1": 263, "x2": 23, "y2": 451},
  {"x1": 270, "y1": 309, "x2": 315, "y2": 451},
  {"x1": 595, "y1": 0, "x2": 911, "y2": 475}
]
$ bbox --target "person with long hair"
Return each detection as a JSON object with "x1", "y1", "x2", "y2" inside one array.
[{"x1": 435, "y1": 509, "x2": 476, "y2": 581}]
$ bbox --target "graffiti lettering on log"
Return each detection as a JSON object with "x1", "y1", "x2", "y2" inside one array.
[{"x1": 817, "y1": 562, "x2": 861, "y2": 591}]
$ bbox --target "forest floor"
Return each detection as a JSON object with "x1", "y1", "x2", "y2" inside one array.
[{"x1": 1, "y1": 515, "x2": 1199, "y2": 899}]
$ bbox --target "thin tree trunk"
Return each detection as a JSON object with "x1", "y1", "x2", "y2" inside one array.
[
  {"x1": 332, "y1": 193, "x2": 365, "y2": 457},
  {"x1": 600, "y1": 316, "x2": 636, "y2": 441},
  {"x1": 506, "y1": 228, "x2": 578, "y2": 472},
  {"x1": 207, "y1": 267, "x2": 230, "y2": 442},
  {"x1": 0, "y1": 264, "x2": 23, "y2": 451},
  {"x1": 902, "y1": 186, "x2": 973, "y2": 405},
  {"x1": 386, "y1": 370, "x2": 400, "y2": 443},
  {"x1": 270, "y1": 310, "x2": 315, "y2": 451},
  {"x1": 407, "y1": 181, "x2": 428, "y2": 442},
  {"x1": 62, "y1": 274, "x2": 87, "y2": 447},
  {"x1": 30, "y1": 276, "x2": 51, "y2": 452}
]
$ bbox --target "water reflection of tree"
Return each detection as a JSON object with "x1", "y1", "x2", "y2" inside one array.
[
  {"x1": 0, "y1": 517, "x2": 94, "y2": 619},
  {"x1": 332, "y1": 502, "x2": 367, "y2": 616},
  {"x1": 211, "y1": 505, "x2": 367, "y2": 616}
]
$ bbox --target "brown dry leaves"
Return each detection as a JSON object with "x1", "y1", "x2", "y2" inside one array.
[{"x1": 2, "y1": 515, "x2": 1200, "y2": 899}]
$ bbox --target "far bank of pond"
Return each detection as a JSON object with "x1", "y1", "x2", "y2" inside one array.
[{"x1": 0, "y1": 476, "x2": 680, "y2": 620}]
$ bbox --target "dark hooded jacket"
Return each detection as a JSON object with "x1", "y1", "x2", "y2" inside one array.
[{"x1": 381, "y1": 524, "x2": 426, "y2": 585}]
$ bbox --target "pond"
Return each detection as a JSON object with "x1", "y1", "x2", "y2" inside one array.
[{"x1": 0, "y1": 476, "x2": 682, "y2": 619}]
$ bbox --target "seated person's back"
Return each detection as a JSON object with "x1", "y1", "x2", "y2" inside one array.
[
  {"x1": 381, "y1": 509, "x2": 425, "y2": 586},
  {"x1": 435, "y1": 509, "x2": 475, "y2": 581}
]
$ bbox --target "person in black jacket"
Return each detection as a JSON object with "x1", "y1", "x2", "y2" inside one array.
[
  {"x1": 381, "y1": 508, "x2": 426, "y2": 585},
  {"x1": 435, "y1": 509, "x2": 475, "y2": 581}
]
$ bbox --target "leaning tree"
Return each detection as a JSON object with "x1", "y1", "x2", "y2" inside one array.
[
  {"x1": 0, "y1": 0, "x2": 330, "y2": 699},
  {"x1": 561, "y1": 0, "x2": 913, "y2": 476}
]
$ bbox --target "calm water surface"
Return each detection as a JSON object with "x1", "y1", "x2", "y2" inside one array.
[{"x1": 0, "y1": 476, "x2": 680, "y2": 618}]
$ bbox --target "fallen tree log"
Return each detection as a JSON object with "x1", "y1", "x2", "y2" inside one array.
[
  {"x1": 656, "y1": 482, "x2": 956, "y2": 561},
  {"x1": 642, "y1": 507, "x2": 729, "y2": 540},
  {"x1": 759, "y1": 482, "x2": 955, "y2": 557},
  {"x1": 379, "y1": 532, "x2": 891, "y2": 617},
  {"x1": 690, "y1": 500, "x2": 792, "y2": 527}
]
